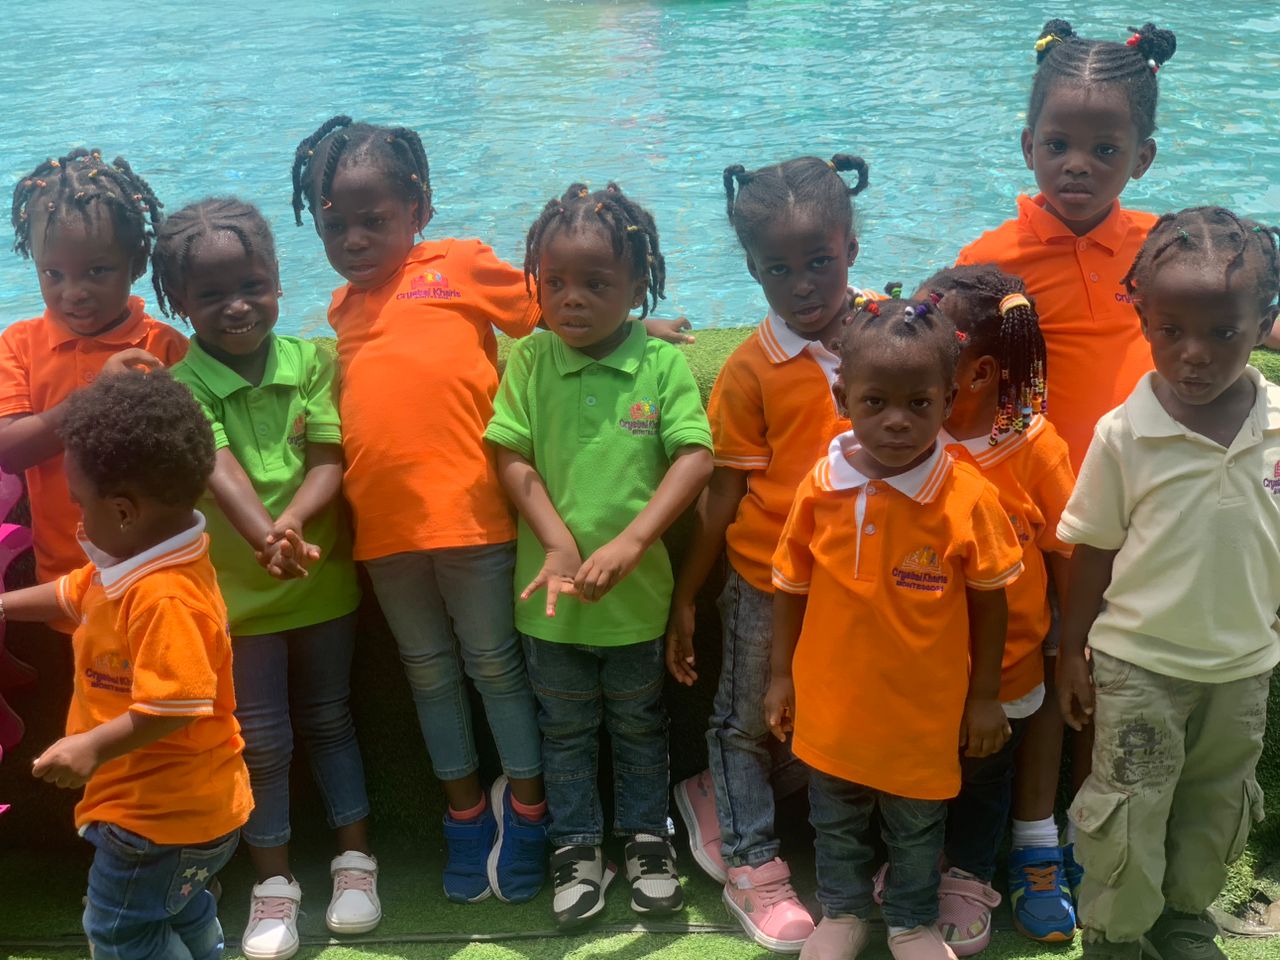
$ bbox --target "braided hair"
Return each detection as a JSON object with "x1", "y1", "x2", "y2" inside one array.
[
  {"x1": 12, "y1": 148, "x2": 163, "y2": 278},
  {"x1": 523, "y1": 182, "x2": 665, "y2": 319},
  {"x1": 838, "y1": 292, "x2": 961, "y2": 383},
  {"x1": 151, "y1": 198, "x2": 278, "y2": 318},
  {"x1": 1029, "y1": 20, "x2": 1177, "y2": 140},
  {"x1": 921, "y1": 265, "x2": 1048, "y2": 445},
  {"x1": 290, "y1": 115, "x2": 434, "y2": 229},
  {"x1": 723, "y1": 154, "x2": 869, "y2": 252}
]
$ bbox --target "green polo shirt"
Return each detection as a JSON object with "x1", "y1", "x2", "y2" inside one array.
[
  {"x1": 485, "y1": 322, "x2": 712, "y2": 646},
  {"x1": 172, "y1": 335, "x2": 360, "y2": 636}
]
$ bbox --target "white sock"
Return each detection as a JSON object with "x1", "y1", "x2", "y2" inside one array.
[
  {"x1": 1011, "y1": 816, "x2": 1059, "y2": 851},
  {"x1": 1065, "y1": 820, "x2": 1079, "y2": 845},
  {"x1": 888, "y1": 926, "x2": 914, "y2": 937}
]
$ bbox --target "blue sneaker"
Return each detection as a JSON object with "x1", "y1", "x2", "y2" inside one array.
[
  {"x1": 442, "y1": 804, "x2": 497, "y2": 903},
  {"x1": 486, "y1": 775, "x2": 549, "y2": 903},
  {"x1": 1062, "y1": 842, "x2": 1084, "y2": 915},
  {"x1": 1008, "y1": 846, "x2": 1077, "y2": 942}
]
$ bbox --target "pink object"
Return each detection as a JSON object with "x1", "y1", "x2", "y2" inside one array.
[
  {"x1": 937, "y1": 869, "x2": 1001, "y2": 956},
  {"x1": 0, "y1": 471, "x2": 34, "y2": 762},
  {"x1": 723, "y1": 858, "x2": 815, "y2": 953},
  {"x1": 673, "y1": 769, "x2": 727, "y2": 883},
  {"x1": 889, "y1": 925, "x2": 959, "y2": 960},
  {"x1": 800, "y1": 916, "x2": 870, "y2": 960}
]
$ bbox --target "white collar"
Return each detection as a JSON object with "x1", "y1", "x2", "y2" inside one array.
[
  {"x1": 940, "y1": 415, "x2": 1047, "y2": 468},
  {"x1": 755, "y1": 286, "x2": 876, "y2": 365},
  {"x1": 79, "y1": 512, "x2": 208, "y2": 600},
  {"x1": 816, "y1": 430, "x2": 952, "y2": 503}
]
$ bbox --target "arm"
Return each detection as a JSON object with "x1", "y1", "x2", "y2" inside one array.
[
  {"x1": 1047, "y1": 550, "x2": 1071, "y2": 616},
  {"x1": 0, "y1": 581, "x2": 65, "y2": 623},
  {"x1": 575, "y1": 445, "x2": 714, "y2": 602},
  {"x1": 206, "y1": 449, "x2": 307, "y2": 579},
  {"x1": 265, "y1": 442, "x2": 345, "y2": 571},
  {"x1": 665, "y1": 467, "x2": 749, "y2": 685},
  {"x1": 963, "y1": 586, "x2": 1012, "y2": 758},
  {"x1": 643, "y1": 316, "x2": 695, "y2": 345},
  {"x1": 1057, "y1": 544, "x2": 1118, "y2": 731},
  {"x1": 32, "y1": 710, "x2": 193, "y2": 789},
  {"x1": 764, "y1": 590, "x2": 807, "y2": 741}
]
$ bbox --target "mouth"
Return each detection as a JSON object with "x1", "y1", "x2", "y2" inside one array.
[
  {"x1": 1178, "y1": 378, "x2": 1213, "y2": 394},
  {"x1": 346, "y1": 261, "x2": 380, "y2": 278},
  {"x1": 222, "y1": 319, "x2": 259, "y2": 337},
  {"x1": 1056, "y1": 185, "x2": 1094, "y2": 202},
  {"x1": 792, "y1": 303, "x2": 825, "y2": 321}
]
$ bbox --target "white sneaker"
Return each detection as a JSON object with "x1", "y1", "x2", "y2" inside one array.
[
  {"x1": 241, "y1": 876, "x2": 301, "y2": 960},
  {"x1": 551, "y1": 844, "x2": 615, "y2": 930},
  {"x1": 624, "y1": 834, "x2": 683, "y2": 914},
  {"x1": 326, "y1": 851, "x2": 381, "y2": 935}
]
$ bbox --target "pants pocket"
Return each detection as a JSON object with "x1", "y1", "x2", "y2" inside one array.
[
  {"x1": 164, "y1": 831, "x2": 239, "y2": 915},
  {"x1": 1227, "y1": 779, "x2": 1266, "y2": 864},
  {"x1": 1069, "y1": 787, "x2": 1129, "y2": 885}
]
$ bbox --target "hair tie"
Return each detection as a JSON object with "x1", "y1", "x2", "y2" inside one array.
[
  {"x1": 1177, "y1": 228, "x2": 1189, "y2": 241},
  {"x1": 321, "y1": 197, "x2": 333, "y2": 210},
  {"x1": 578, "y1": 187, "x2": 590, "y2": 198},
  {"x1": 626, "y1": 224, "x2": 642, "y2": 233},
  {"x1": 1126, "y1": 34, "x2": 1140, "y2": 47},
  {"x1": 594, "y1": 202, "x2": 605, "y2": 214},
  {"x1": 34, "y1": 179, "x2": 46, "y2": 188},
  {"x1": 1148, "y1": 59, "x2": 1159, "y2": 73},
  {"x1": 1034, "y1": 34, "x2": 1062, "y2": 52},
  {"x1": 956, "y1": 330, "x2": 969, "y2": 344},
  {"x1": 853, "y1": 295, "x2": 868, "y2": 309},
  {"x1": 929, "y1": 292, "x2": 943, "y2": 305},
  {"x1": 49, "y1": 160, "x2": 60, "y2": 169},
  {"x1": 887, "y1": 283, "x2": 903, "y2": 299},
  {"x1": 866, "y1": 301, "x2": 880, "y2": 316},
  {"x1": 998, "y1": 293, "x2": 1030, "y2": 316}
]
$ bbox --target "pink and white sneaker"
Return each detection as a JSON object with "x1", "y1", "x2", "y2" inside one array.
[
  {"x1": 889, "y1": 925, "x2": 959, "y2": 960},
  {"x1": 326, "y1": 851, "x2": 381, "y2": 935},
  {"x1": 673, "y1": 770, "x2": 727, "y2": 883},
  {"x1": 723, "y1": 858, "x2": 815, "y2": 953},
  {"x1": 936, "y1": 868, "x2": 1000, "y2": 957}
]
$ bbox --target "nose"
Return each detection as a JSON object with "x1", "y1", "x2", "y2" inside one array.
[
  {"x1": 225, "y1": 297, "x2": 250, "y2": 318},
  {"x1": 1062, "y1": 147, "x2": 1090, "y2": 177},
  {"x1": 343, "y1": 229, "x2": 369, "y2": 253},
  {"x1": 562, "y1": 284, "x2": 586, "y2": 308},
  {"x1": 62, "y1": 278, "x2": 92, "y2": 307},
  {"x1": 1181, "y1": 336, "x2": 1212, "y2": 367},
  {"x1": 792, "y1": 274, "x2": 816, "y2": 298},
  {"x1": 884, "y1": 409, "x2": 912, "y2": 432}
]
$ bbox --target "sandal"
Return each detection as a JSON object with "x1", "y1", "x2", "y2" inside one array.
[
  {"x1": 1142, "y1": 911, "x2": 1226, "y2": 960},
  {"x1": 937, "y1": 869, "x2": 1001, "y2": 957}
]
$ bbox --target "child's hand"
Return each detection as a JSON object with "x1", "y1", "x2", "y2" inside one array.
[
  {"x1": 520, "y1": 546, "x2": 583, "y2": 617},
  {"x1": 1057, "y1": 650, "x2": 1095, "y2": 732},
  {"x1": 664, "y1": 599, "x2": 698, "y2": 686},
  {"x1": 645, "y1": 316, "x2": 696, "y2": 345},
  {"x1": 961, "y1": 698, "x2": 1011, "y2": 758},
  {"x1": 574, "y1": 535, "x2": 645, "y2": 602},
  {"x1": 101, "y1": 348, "x2": 163, "y2": 378},
  {"x1": 254, "y1": 534, "x2": 310, "y2": 580},
  {"x1": 32, "y1": 733, "x2": 100, "y2": 788},
  {"x1": 764, "y1": 676, "x2": 795, "y2": 742},
  {"x1": 266, "y1": 514, "x2": 322, "y2": 566}
]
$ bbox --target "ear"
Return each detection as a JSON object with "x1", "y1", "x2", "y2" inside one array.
[
  {"x1": 413, "y1": 200, "x2": 433, "y2": 234},
  {"x1": 1257, "y1": 306, "x2": 1278, "y2": 348},
  {"x1": 1137, "y1": 305, "x2": 1153, "y2": 342},
  {"x1": 942, "y1": 380, "x2": 959, "y2": 419},
  {"x1": 847, "y1": 236, "x2": 860, "y2": 267},
  {"x1": 631, "y1": 277, "x2": 648, "y2": 310},
  {"x1": 1131, "y1": 139, "x2": 1157, "y2": 181},
  {"x1": 832, "y1": 375, "x2": 849, "y2": 419},
  {"x1": 275, "y1": 261, "x2": 284, "y2": 297},
  {"x1": 109, "y1": 492, "x2": 140, "y2": 533},
  {"x1": 746, "y1": 254, "x2": 761, "y2": 284},
  {"x1": 1021, "y1": 127, "x2": 1035, "y2": 171},
  {"x1": 969, "y1": 355, "x2": 999, "y2": 392}
]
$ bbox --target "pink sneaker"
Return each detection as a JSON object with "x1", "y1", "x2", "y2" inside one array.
[
  {"x1": 937, "y1": 869, "x2": 1000, "y2": 956},
  {"x1": 723, "y1": 858, "x2": 815, "y2": 953},
  {"x1": 801, "y1": 916, "x2": 869, "y2": 960},
  {"x1": 673, "y1": 770, "x2": 727, "y2": 883},
  {"x1": 888, "y1": 925, "x2": 958, "y2": 960}
]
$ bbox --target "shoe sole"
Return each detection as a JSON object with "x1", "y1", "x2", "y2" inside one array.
[
  {"x1": 326, "y1": 912, "x2": 382, "y2": 935},
  {"x1": 555, "y1": 862, "x2": 616, "y2": 931},
  {"x1": 673, "y1": 781, "x2": 728, "y2": 885},
  {"x1": 1013, "y1": 918, "x2": 1076, "y2": 944},
  {"x1": 720, "y1": 886, "x2": 807, "y2": 954},
  {"x1": 486, "y1": 776, "x2": 514, "y2": 903},
  {"x1": 442, "y1": 882, "x2": 492, "y2": 904},
  {"x1": 241, "y1": 939, "x2": 300, "y2": 960},
  {"x1": 631, "y1": 890, "x2": 685, "y2": 915}
]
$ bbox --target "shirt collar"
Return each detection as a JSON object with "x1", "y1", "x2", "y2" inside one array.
[
  {"x1": 181, "y1": 334, "x2": 293, "y2": 399},
  {"x1": 1127, "y1": 367, "x2": 1280, "y2": 441},
  {"x1": 79, "y1": 512, "x2": 208, "y2": 600},
  {"x1": 816, "y1": 429, "x2": 952, "y2": 503},
  {"x1": 940, "y1": 415, "x2": 1047, "y2": 468},
  {"x1": 328, "y1": 239, "x2": 451, "y2": 313},
  {"x1": 1017, "y1": 193, "x2": 1130, "y2": 256},
  {"x1": 43, "y1": 296, "x2": 153, "y2": 350},
  {"x1": 756, "y1": 289, "x2": 874, "y2": 365},
  {"x1": 551, "y1": 320, "x2": 647, "y2": 376}
]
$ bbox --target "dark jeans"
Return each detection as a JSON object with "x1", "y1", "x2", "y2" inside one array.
[
  {"x1": 809, "y1": 766, "x2": 947, "y2": 928},
  {"x1": 945, "y1": 716, "x2": 1029, "y2": 881}
]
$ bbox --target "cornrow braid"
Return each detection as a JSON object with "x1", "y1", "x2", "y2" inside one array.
[
  {"x1": 290, "y1": 115, "x2": 434, "y2": 229},
  {"x1": 921, "y1": 264, "x2": 1049, "y2": 444},
  {"x1": 523, "y1": 181, "x2": 665, "y2": 319},
  {"x1": 12, "y1": 148, "x2": 163, "y2": 279},
  {"x1": 723, "y1": 153, "x2": 870, "y2": 252},
  {"x1": 151, "y1": 198, "x2": 278, "y2": 318},
  {"x1": 839, "y1": 291, "x2": 961, "y2": 381}
]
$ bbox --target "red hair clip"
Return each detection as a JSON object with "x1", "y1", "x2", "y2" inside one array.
[
  {"x1": 866, "y1": 301, "x2": 880, "y2": 316},
  {"x1": 956, "y1": 331, "x2": 969, "y2": 344}
]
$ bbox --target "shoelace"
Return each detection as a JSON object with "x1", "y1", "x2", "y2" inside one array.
[
  {"x1": 633, "y1": 851, "x2": 672, "y2": 877},
  {"x1": 1022, "y1": 864, "x2": 1060, "y2": 893},
  {"x1": 553, "y1": 859, "x2": 587, "y2": 887},
  {"x1": 749, "y1": 873, "x2": 799, "y2": 909},
  {"x1": 251, "y1": 896, "x2": 296, "y2": 921},
  {"x1": 334, "y1": 869, "x2": 374, "y2": 894}
]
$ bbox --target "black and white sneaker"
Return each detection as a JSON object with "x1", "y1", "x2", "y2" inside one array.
[
  {"x1": 551, "y1": 845, "x2": 615, "y2": 930},
  {"x1": 624, "y1": 834, "x2": 683, "y2": 914}
]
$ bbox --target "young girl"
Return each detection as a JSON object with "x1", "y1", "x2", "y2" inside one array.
[
  {"x1": 1057, "y1": 208, "x2": 1280, "y2": 959},
  {"x1": 918, "y1": 267, "x2": 1076, "y2": 953},
  {"x1": 487, "y1": 182, "x2": 713, "y2": 928},
  {"x1": 955, "y1": 19, "x2": 1177, "y2": 929},
  {"x1": 665, "y1": 153, "x2": 872, "y2": 952},
  {"x1": 159, "y1": 199, "x2": 377, "y2": 960},
  {"x1": 765, "y1": 296, "x2": 1022, "y2": 960},
  {"x1": 0, "y1": 149, "x2": 187, "y2": 599}
]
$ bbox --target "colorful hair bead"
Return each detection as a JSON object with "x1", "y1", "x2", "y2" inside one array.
[{"x1": 998, "y1": 293, "x2": 1031, "y2": 316}]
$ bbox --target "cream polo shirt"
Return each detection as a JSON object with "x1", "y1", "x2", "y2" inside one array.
[{"x1": 1058, "y1": 368, "x2": 1280, "y2": 682}]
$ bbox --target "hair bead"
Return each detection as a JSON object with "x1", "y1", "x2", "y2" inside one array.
[{"x1": 998, "y1": 293, "x2": 1031, "y2": 315}]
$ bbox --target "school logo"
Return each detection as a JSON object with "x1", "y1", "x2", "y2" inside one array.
[
  {"x1": 396, "y1": 269, "x2": 462, "y2": 301},
  {"x1": 1263, "y1": 460, "x2": 1280, "y2": 494},
  {"x1": 85, "y1": 651, "x2": 132, "y2": 694},
  {"x1": 892, "y1": 546, "x2": 949, "y2": 593},
  {"x1": 620, "y1": 397, "x2": 660, "y2": 436},
  {"x1": 287, "y1": 413, "x2": 306, "y2": 449},
  {"x1": 1009, "y1": 514, "x2": 1030, "y2": 543}
]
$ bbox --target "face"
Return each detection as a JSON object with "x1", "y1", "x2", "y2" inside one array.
[
  {"x1": 538, "y1": 223, "x2": 647, "y2": 358},
  {"x1": 315, "y1": 162, "x2": 421, "y2": 289},
  {"x1": 32, "y1": 214, "x2": 140, "y2": 336},
  {"x1": 746, "y1": 209, "x2": 857, "y2": 342},
  {"x1": 1022, "y1": 83, "x2": 1157, "y2": 236},
  {"x1": 65, "y1": 452, "x2": 135, "y2": 559},
  {"x1": 176, "y1": 231, "x2": 279, "y2": 358}
]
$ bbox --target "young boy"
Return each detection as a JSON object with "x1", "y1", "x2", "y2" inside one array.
[
  {"x1": 1056, "y1": 207, "x2": 1280, "y2": 960},
  {"x1": 6, "y1": 370, "x2": 251, "y2": 960}
]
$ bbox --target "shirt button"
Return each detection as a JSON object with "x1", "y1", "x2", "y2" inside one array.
[
  {"x1": 81, "y1": 370, "x2": 94, "y2": 383},
  {"x1": 865, "y1": 524, "x2": 877, "y2": 535},
  {"x1": 866, "y1": 484, "x2": 878, "y2": 496},
  {"x1": 585, "y1": 396, "x2": 597, "y2": 406},
  {"x1": 257, "y1": 424, "x2": 269, "y2": 436},
  {"x1": 1077, "y1": 239, "x2": 1089, "y2": 252},
  {"x1": 1090, "y1": 272, "x2": 1100, "y2": 282}
]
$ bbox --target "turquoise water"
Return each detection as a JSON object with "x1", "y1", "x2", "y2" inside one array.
[{"x1": 1, "y1": 1, "x2": 1278, "y2": 336}]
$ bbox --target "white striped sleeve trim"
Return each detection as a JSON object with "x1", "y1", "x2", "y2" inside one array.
[
  {"x1": 131, "y1": 699, "x2": 215, "y2": 717},
  {"x1": 771, "y1": 569, "x2": 810, "y2": 594},
  {"x1": 714, "y1": 455, "x2": 770, "y2": 469},
  {"x1": 966, "y1": 561, "x2": 1024, "y2": 591}
]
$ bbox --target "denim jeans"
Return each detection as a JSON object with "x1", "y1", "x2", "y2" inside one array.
[
  {"x1": 522, "y1": 635, "x2": 671, "y2": 846},
  {"x1": 945, "y1": 717, "x2": 1028, "y2": 881},
  {"x1": 809, "y1": 766, "x2": 947, "y2": 928},
  {"x1": 366, "y1": 542, "x2": 541, "y2": 781},
  {"x1": 233, "y1": 612, "x2": 370, "y2": 847},
  {"x1": 82, "y1": 822, "x2": 239, "y2": 960},
  {"x1": 708, "y1": 566, "x2": 807, "y2": 867}
]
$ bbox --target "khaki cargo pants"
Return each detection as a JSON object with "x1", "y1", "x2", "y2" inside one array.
[{"x1": 1069, "y1": 650, "x2": 1270, "y2": 942}]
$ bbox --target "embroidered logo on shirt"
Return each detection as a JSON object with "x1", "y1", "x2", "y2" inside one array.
[
  {"x1": 619, "y1": 397, "x2": 660, "y2": 436},
  {"x1": 1008, "y1": 514, "x2": 1030, "y2": 543},
  {"x1": 892, "y1": 547, "x2": 948, "y2": 593},
  {"x1": 395, "y1": 270, "x2": 462, "y2": 301},
  {"x1": 85, "y1": 651, "x2": 132, "y2": 694},
  {"x1": 1264, "y1": 460, "x2": 1280, "y2": 494},
  {"x1": 287, "y1": 413, "x2": 306, "y2": 449}
]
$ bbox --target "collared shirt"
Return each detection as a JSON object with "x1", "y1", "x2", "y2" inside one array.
[
  {"x1": 1059, "y1": 369, "x2": 1280, "y2": 682},
  {"x1": 773, "y1": 431, "x2": 1023, "y2": 799},
  {"x1": 942, "y1": 416, "x2": 1076, "y2": 703},
  {"x1": 327, "y1": 239, "x2": 539, "y2": 560},
  {"x1": 172, "y1": 335, "x2": 360, "y2": 636},
  {"x1": 486, "y1": 321, "x2": 712, "y2": 646},
  {"x1": 957, "y1": 195, "x2": 1157, "y2": 472},
  {"x1": 0, "y1": 297, "x2": 187, "y2": 587},
  {"x1": 56, "y1": 514, "x2": 252, "y2": 844}
]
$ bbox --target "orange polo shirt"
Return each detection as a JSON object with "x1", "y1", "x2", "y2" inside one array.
[
  {"x1": 709, "y1": 309, "x2": 853, "y2": 592},
  {"x1": 328, "y1": 239, "x2": 538, "y2": 560},
  {"x1": 957, "y1": 195, "x2": 1157, "y2": 471},
  {"x1": 0, "y1": 297, "x2": 188, "y2": 585},
  {"x1": 56, "y1": 515, "x2": 252, "y2": 845},
  {"x1": 773, "y1": 434, "x2": 1023, "y2": 800},
  {"x1": 942, "y1": 417, "x2": 1075, "y2": 702}
]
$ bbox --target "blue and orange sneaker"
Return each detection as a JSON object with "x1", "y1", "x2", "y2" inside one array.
[
  {"x1": 1062, "y1": 842, "x2": 1084, "y2": 917},
  {"x1": 487, "y1": 775, "x2": 549, "y2": 903},
  {"x1": 1008, "y1": 846, "x2": 1077, "y2": 942},
  {"x1": 442, "y1": 803, "x2": 497, "y2": 903}
]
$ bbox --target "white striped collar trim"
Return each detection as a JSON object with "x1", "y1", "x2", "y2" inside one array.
[
  {"x1": 755, "y1": 286, "x2": 875, "y2": 366},
  {"x1": 79, "y1": 513, "x2": 208, "y2": 600},
  {"x1": 940, "y1": 416, "x2": 1046, "y2": 469},
  {"x1": 815, "y1": 430, "x2": 951, "y2": 504}
]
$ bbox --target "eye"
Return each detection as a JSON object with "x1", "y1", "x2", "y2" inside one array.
[
  {"x1": 1096, "y1": 144, "x2": 1119, "y2": 158},
  {"x1": 911, "y1": 398, "x2": 933, "y2": 410},
  {"x1": 41, "y1": 268, "x2": 62, "y2": 281},
  {"x1": 322, "y1": 221, "x2": 342, "y2": 234},
  {"x1": 588, "y1": 279, "x2": 607, "y2": 291},
  {"x1": 1045, "y1": 140, "x2": 1066, "y2": 154},
  {"x1": 1159, "y1": 325, "x2": 1180, "y2": 339},
  {"x1": 1215, "y1": 328, "x2": 1239, "y2": 342},
  {"x1": 862, "y1": 397, "x2": 884, "y2": 410},
  {"x1": 545, "y1": 277, "x2": 563, "y2": 290},
  {"x1": 242, "y1": 280, "x2": 264, "y2": 294},
  {"x1": 88, "y1": 265, "x2": 114, "y2": 277},
  {"x1": 808, "y1": 256, "x2": 835, "y2": 271},
  {"x1": 766, "y1": 264, "x2": 788, "y2": 277},
  {"x1": 365, "y1": 217, "x2": 385, "y2": 230}
]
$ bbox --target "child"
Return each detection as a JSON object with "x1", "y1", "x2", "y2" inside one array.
[
  {"x1": 0, "y1": 149, "x2": 187, "y2": 596},
  {"x1": 158, "y1": 199, "x2": 378, "y2": 960},
  {"x1": 1056, "y1": 208, "x2": 1280, "y2": 960},
  {"x1": 4, "y1": 369, "x2": 250, "y2": 960},
  {"x1": 485, "y1": 182, "x2": 713, "y2": 928},
  {"x1": 765, "y1": 296, "x2": 1022, "y2": 960},
  {"x1": 665, "y1": 153, "x2": 872, "y2": 952},
  {"x1": 955, "y1": 20, "x2": 1177, "y2": 929},
  {"x1": 920, "y1": 266, "x2": 1076, "y2": 952}
]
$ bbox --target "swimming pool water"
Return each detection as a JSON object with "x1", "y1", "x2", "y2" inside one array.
[{"x1": 1, "y1": 0, "x2": 1277, "y2": 336}]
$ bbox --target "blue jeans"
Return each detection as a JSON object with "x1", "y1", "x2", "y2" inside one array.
[
  {"x1": 945, "y1": 717, "x2": 1028, "y2": 881},
  {"x1": 708, "y1": 567, "x2": 808, "y2": 867},
  {"x1": 233, "y1": 612, "x2": 370, "y2": 847},
  {"x1": 82, "y1": 822, "x2": 239, "y2": 960},
  {"x1": 809, "y1": 767, "x2": 947, "y2": 928},
  {"x1": 366, "y1": 542, "x2": 541, "y2": 781},
  {"x1": 522, "y1": 635, "x2": 671, "y2": 846}
]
